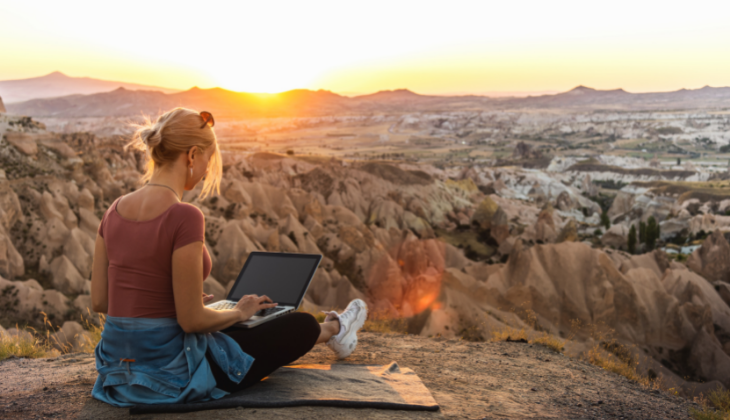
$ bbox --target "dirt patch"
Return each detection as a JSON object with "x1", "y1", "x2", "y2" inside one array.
[
  {"x1": 634, "y1": 180, "x2": 730, "y2": 204},
  {"x1": 568, "y1": 161, "x2": 695, "y2": 179},
  {"x1": 359, "y1": 162, "x2": 434, "y2": 186},
  {"x1": 0, "y1": 333, "x2": 695, "y2": 419}
]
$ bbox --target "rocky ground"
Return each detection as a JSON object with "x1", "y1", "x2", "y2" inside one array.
[{"x1": 0, "y1": 332, "x2": 697, "y2": 420}]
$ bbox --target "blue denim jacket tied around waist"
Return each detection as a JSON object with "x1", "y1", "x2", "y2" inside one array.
[{"x1": 92, "y1": 316, "x2": 254, "y2": 407}]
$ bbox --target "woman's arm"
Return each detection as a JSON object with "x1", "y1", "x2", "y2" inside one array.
[
  {"x1": 90, "y1": 234, "x2": 109, "y2": 314},
  {"x1": 172, "y1": 241, "x2": 277, "y2": 334}
]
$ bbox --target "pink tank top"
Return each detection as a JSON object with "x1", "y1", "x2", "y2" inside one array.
[{"x1": 98, "y1": 196, "x2": 212, "y2": 318}]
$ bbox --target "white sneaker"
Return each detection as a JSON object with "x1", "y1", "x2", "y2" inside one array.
[{"x1": 323, "y1": 299, "x2": 368, "y2": 359}]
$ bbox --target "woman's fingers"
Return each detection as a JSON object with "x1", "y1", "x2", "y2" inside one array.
[{"x1": 257, "y1": 295, "x2": 272, "y2": 303}]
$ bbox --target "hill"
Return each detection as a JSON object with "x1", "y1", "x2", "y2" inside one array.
[
  {"x1": 7, "y1": 83, "x2": 730, "y2": 119},
  {"x1": 0, "y1": 71, "x2": 180, "y2": 104}
]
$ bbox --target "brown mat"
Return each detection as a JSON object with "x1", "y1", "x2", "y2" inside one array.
[{"x1": 130, "y1": 362, "x2": 439, "y2": 414}]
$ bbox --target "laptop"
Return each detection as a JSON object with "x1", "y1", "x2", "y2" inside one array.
[{"x1": 206, "y1": 251, "x2": 322, "y2": 328}]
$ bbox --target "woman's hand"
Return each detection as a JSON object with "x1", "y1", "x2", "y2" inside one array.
[
  {"x1": 202, "y1": 293, "x2": 215, "y2": 304},
  {"x1": 234, "y1": 294, "x2": 278, "y2": 322}
]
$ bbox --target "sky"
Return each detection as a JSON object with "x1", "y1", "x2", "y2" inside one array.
[{"x1": 1, "y1": 0, "x2": 729, "y2": 95}]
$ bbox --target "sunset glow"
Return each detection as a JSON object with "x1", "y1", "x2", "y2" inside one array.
[{"x1": 1, "y1": 0, "x2": 729, "y2": 95}]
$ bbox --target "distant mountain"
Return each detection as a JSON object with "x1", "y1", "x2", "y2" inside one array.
[
  {"x1": 7, "y1": 84, "x2": 730, "y2": 119},
  {"x1": 0, "y1": 71, "x2": 180, "y2": 104}
]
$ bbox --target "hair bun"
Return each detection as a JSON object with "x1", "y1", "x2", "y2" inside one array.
[{"x1": 141, "y1": 127, "x2": 162, "y2": 149}]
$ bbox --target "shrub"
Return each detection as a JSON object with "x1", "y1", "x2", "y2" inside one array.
[
  {"x1": 628, "y1": 224, "x2": 637, "y2": 254},
  {"x1": 689, "y1": 388, "x2": 730, "y2": 420}
]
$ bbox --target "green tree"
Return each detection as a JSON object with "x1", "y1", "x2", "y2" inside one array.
[
  {"x1": 628, "y1": 224, "x2": 637, "y2": 254},
  {"x1": 646, "y1": 216, "x2": 658, "y2": 250},
  {"x1": 600, "y1": 212, "x2": 610, "y2": 230},
  {"x1": 639, "y1": 221, "x2": 646, "y2": 243}
]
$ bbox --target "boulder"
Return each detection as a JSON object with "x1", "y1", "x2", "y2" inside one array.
[
  {"x1": 0, "y1": 232, "x2": 24, "y2": 279},
  {"x1": 49, "y1": 255, "x2": 87, "y2": 295},
  {"x1": 602, "y1": 223, "x2": 629, "y2": 249},
  {"x1": 556, "y1": 219, "x2": 578, "y2": 243},
  {"x1": 688, "y1": 328, "x2": 730, "y2": 388},
  {"x1": 203, "y1": 276, "x2": 225, "y2": 303},
  {"x1": 687, "y1": 230, "x2": 730, "y2": 283},
  {"x1": 78, "y1": 208, "x2": 101, "y2": 239},
  {"x1": 49, "y1": 321, "x2": 93, "y2": 353},
  {"x1": 471, "y1": 196, "x2": 500, "y2": 230},
  {"x1": 0, "y1": 186, "x2": 23, "y2": 232},
  {"x1": 223, "y1": 179, "x2": 252, "y2": 205},
  {"x1": 714, "y1": 282, "x2": 730, "y2": 308},
  {"x1": 63, "y1": 228, "x2": 94, "y2": 279},
  {"x1": 78, "y1": 188, "x2": 95, "y2": 213},
  {"x1": 0, "y1": 277, "x2": 70, "y2": 323},
  {"x1": 279, "y1": 214, "x2": 321, "y2": 254},
  {"x1": 3, "y1": 132, "x2": 53, "y2": 156},
  {"x1": 213, "y1": 220, "x2": 261, "y2": 284}
]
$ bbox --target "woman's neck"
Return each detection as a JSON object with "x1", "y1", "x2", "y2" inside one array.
[{"x1": 148, "y1": 166, "x2": 185, "y2": 201}]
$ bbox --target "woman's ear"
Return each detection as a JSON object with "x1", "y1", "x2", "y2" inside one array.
[{"x1": 187, "y1": 146, "x2": 196, "y2": 166}]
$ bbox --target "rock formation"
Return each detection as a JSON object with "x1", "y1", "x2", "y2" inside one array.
[{"x1": 1, "y1": 113, "x2": 730, "y2": 398}]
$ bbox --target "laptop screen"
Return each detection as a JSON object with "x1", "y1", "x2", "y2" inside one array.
[{"x1": 227, "y1": 252, "x2": 321, "y2": 307}]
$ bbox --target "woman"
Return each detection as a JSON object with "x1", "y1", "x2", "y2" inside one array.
[{"x1": 90, "y1": 108, "x2": 367, "y2": 407}]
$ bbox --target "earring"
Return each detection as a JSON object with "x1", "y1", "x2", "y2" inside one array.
[{"x1": 189, "y1": 167, "x2": 193, "y2": 178}]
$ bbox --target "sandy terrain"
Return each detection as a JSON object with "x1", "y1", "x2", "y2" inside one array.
[{"x1": 0, "y1": 332, "x2": 695, "y2": 420}]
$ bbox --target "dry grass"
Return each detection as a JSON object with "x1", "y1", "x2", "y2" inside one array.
[
  {"x1": 362, "y1": 312, "x2": 408, "y2": 335},
  {"x1": 0, "y1": 328, "x2": 49, "y2": 360},
  {"x1": 489, "y1": 327, "x2": 565, "y2": 353},
  {"x1": 532, "y1": 333, "x2": 565, "y2": 353},
  {"x1": 585, "y1": 344, "x2": 650, "y2": 386},
  {"x1": 690, "y1": 388, "x2": 730, "y2": 420},
  {"x1": 0, "y1": 311, "x2": 105, "y2": 361}
]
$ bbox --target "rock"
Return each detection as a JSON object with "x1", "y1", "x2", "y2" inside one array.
[
  {"x1": 5, "y1": 328, "x2": 34, "y2": 342},
  {"x1": 49, "y1": 321, "x2": 93, "y2": 353},
  {"x1": 78, "y1": 208, "x2": 101, "y2": 239},
  {"x1": 73, "y1": 295, "x2": 97, "y2": 319},
  {"x1": 555, "y1": 191, "x2": 575, "y2": 212},
  {"x1": 687, "y1": 230, "x2": 730, "y2": 283},
  {"x1": 556, "y1": 219, "x2": 578, "y2": 243},
  {"x1": 601, "y1": 223, "x2": 629, "y2": 249},
  {"x1": 689, "y1": 328, "x2": 730, "y2": 388},
  {"x1": 534, "y1": 204, "x2": 557, "y2": 243},
  {"x1": 3, "y1": 132, "x2": 52, "y2": 156},
  {"x1": 223, "y1": 179, "x2": 252, "y2": 205},
  {"x1": 49, "y1": 255, "x2": 87, "y2": 295},
  {"x1": 63, "y1": 228, "x2": 93, "y2": 278},
  {"x1": 471, "y1": 196, "x2": 500, "y2": 230},
  {"x1": 0, "y1": 232, "x2": 24, "y2": 279},
  {"x1": 714, "y1": 282, "x2": 730, "y2": 308},
  {"x1": 0, "y1": 186, "x2": 24, "y2": 232},
  {"x1": 213, "y1": 220, "x2": 261, "y2": 284},
  {"x1": 203, "y1": 276, "x2": 225, "y2": 303},
  {"x1": 78, "y1": 188, "x2": 95, "y2": 212},
  {"x1": 490, "y1": 207, "x2": 510, "y2": 244},
  {"x1": 0, "y1": 277, "x2": 70, "y2": 323},
  {"x1": 279, "y1": 214, "x2": 321, "y2": 254}
]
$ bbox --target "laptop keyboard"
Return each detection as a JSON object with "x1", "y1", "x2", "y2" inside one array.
[{"x1": 208, "y1": 301, "x2": 285, "y2": 317}]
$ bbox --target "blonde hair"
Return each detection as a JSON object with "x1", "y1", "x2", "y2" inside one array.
[{"x1": 126, "y1": 107, "x2": 222, "y2": 199}]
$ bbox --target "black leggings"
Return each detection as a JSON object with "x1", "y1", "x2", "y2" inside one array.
[{"x1": 206, "y1": 312, "x2": 321, "y2": 393}]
